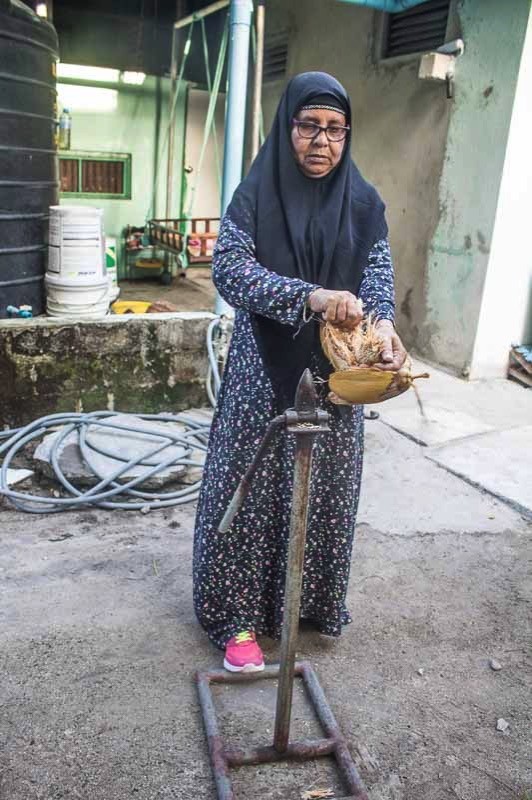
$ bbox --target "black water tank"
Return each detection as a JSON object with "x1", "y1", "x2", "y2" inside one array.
[{"x1": 0, "y1": 0, "x2": 59, "y2": 317}]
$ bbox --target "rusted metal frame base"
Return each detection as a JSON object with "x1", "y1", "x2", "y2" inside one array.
[{"x1": 196, "y1": 660, "x2": 369, "y2": 800}]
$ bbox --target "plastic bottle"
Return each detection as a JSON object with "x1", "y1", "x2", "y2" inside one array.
[{"x1": 58, "y1": 108, "x2": 72, "y2": 150}]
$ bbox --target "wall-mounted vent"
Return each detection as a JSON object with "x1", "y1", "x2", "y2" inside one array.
[
  {"x1": 384, "y1": 0, "x2": 450, "y2": 59},
  {"x1": 263, "y1": 31, "x2": 289, "y2": 82}
]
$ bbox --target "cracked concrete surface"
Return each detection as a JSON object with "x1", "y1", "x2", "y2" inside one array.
[{"x1": 0, "y1": 421, "x2": 531, "y2": 800}]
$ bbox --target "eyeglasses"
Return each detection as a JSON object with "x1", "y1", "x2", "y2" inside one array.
[{"x1": 292, "y1": 119, "x2": 350, "y2": 143}]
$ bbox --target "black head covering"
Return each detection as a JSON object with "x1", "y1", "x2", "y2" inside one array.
[{"x1": 226, "y1": 71, "x2": 387, "y2": 410}]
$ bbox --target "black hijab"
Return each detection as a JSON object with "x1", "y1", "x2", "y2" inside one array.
[{"x1": 226, "y1": 71, "x2": 387, "y2": 410}]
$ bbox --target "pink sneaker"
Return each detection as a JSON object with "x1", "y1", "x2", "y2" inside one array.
[{"x1": 224, "y1": 631, "x2": 265, "y2": 673}]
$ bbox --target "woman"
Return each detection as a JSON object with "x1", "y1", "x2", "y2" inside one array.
[{"x1": 193, "y1": 71, "x2": 406, "y2": 672}]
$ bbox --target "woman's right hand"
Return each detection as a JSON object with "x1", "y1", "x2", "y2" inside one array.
[{"x1": 308, "y1": 288, "x2": 363, "y2": 328}]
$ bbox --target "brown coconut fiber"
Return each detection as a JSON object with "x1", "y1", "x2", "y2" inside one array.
[{"x1": 320, "y1": 316, "x2": 429, "y2": 405}]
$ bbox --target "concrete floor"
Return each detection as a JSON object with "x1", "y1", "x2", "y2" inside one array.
[
  {"x1": 379, "y1": 357, "x2": 532, "y2": 518},
  {"x1": 118, "y1": 268, "x2": 216, "y2": 313},
  {"x1": 1, "y1": 420, "x2": 531, "y2": 800}
]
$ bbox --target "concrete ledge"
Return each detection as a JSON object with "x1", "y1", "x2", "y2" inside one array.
[{"x1": 0, "y1": 313, "x2": 215, "y2": 428}]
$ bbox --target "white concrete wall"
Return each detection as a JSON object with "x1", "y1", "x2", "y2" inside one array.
[{"x1": 470, "y1": 5, "x2": 532, "y2": 378}]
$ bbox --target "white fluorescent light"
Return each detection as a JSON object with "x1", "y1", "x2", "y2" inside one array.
[
  {"x1": 121, "y1": 71, "x2": 146, "y2": 85},
  {"x1": 36, "y1": 2, "x2": 47, "y2": 17},
  {"x1": 57, "y1": 84, "x2": 118, "y2": 113},
  {"x1": 57, "y1": 63, "x2": 120, "y2": 83}
]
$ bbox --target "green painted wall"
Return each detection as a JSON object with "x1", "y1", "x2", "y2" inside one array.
[
  {"x1": 421, "y1": 0, "x2": 531, "y2": 374},
  {"x1": 58, "y1": 76, "x2": 187, "y2": 278}
]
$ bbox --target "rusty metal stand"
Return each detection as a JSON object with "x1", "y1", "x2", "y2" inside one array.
[{"x1": 196, "y1": 369, "x2": 369, "y2": 800}]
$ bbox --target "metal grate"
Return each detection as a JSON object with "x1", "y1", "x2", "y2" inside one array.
[
  {"x1": 59, "y1": 158, "x2": 79, "y2": 193},
  {"x1": 384, "y1": 0, "x2": 450, "y2": 59},
  {"x1": 58, "y1": 151, "x2": 131, "y2": 199},
  {"x1": 263, "y1": 31, "x2": 289, "y2": 82},
  {"x1": 81, "y1": 159, "x2": 124, "y2": 194}
]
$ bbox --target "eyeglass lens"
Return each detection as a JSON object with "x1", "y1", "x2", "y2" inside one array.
[{"x1": 296, "y1": 121, "x2": 348, "y2": 142}]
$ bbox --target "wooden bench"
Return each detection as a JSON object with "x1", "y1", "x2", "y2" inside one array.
[{"x1": 147, "y1": 217, "x2": 220, "y2": 265}]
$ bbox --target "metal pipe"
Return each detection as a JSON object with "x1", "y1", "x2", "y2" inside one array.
[
  {"x1": 197, "y1": 662, "x2": 370, "y2": 797},
  {"x1": 215, "y1": 0, "x2": 253, "y2": 316},
  {"x1": 202, "y1": 663, "x2": 292, "y2": 683},
  {"x1": 218, "y1": 414, "x2": 285, "y2": 533},
  {"x1": 165, "y1": 23, "x2": 179, "y2": 219},
  {"x1": 300, "y1": 663, "x2": 369, "y2": 798},
  {"x1": 272, "y1": 370, "x2": 328, "y2": 754},
  {"x1": 166, "y1": 0, "x2": 198, "y2": 220},
  {"x1": 250, "y1": 0, "x2": 265, "y2": 161},
  {"x1": 197, "y1": 673, "x2": 235, "y2": 800},
  {"x1": 273, "y1": 432, "x2": 314, "y2": 752},
  {"x1": 153, "y1": 76, "x2": 162, "y2": 218},
  {"x1": 174, "y1": 0, "x2": 230, "y2": 30},
  {"x1": 337, "y1": 0, "x2": 431, "y2": 11},
  {"x1": 225, "y1": 738, "x2": 335, "y2": 766}
]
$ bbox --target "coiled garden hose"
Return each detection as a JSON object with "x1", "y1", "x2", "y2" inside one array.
[
  {"x1": 0, "y1": 411, "x2": 211, "y2": 513},
  {"x1": 0, "y1": 316, "x2": 235, "y2": 513}
]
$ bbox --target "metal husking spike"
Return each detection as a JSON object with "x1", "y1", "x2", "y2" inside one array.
[
  {"x1": 197, "y1": 370, "x2": 369, "y2": 800},
  {"x1": 294, "y1": 367, "x2": 318, "y2": 413}
]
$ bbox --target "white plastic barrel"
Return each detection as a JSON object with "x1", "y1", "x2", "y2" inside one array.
[
  {"x1": 45, "y1": 274, "x2": 110, "y2": 319},
  {"x1": 46, "y1": 205, "x2": 109, "y2": 318}
]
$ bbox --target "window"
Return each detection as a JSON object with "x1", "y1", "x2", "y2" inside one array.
[
  {"x1": 59, "y1": 151, "x2": 131, "y2": 199},
  {"x1": 263, "y1": 31, "x2": 289, "y2": 82},
  {"x1": 59, "y1": 158, "x2": 79, "y2": 193},
  {"x1": 383, "y1": 0, "x2": 450, "y2": 59}
]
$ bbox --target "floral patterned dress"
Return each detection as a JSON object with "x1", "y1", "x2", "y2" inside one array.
[{"x1": 193, "y1": 215, "x2": 395, "y2": 649}]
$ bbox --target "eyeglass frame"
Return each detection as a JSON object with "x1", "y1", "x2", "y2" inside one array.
[{"x1": 291, "y1": 118, "x2": 351, "y2": 143}]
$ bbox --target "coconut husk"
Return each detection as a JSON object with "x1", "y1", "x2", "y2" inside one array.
[
  {"x1": 320, "y1": 314, "x2": 383, "y2": 371},
  {"x1": 320, "y1": 317, "x2": 429, "y2": 405}
]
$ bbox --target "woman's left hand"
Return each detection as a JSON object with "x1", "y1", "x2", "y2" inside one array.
[{"x1": 374, "y1": 319, "x2": 407, "y2": 372}]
